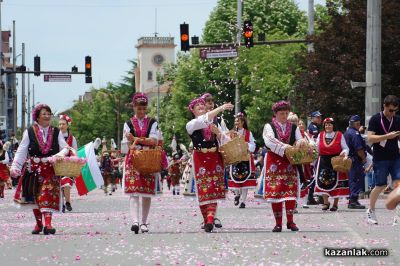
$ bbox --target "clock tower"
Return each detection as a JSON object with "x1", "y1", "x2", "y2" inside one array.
[{"x1": 135, "y1": 36, "x2": 176, "y2": 99}]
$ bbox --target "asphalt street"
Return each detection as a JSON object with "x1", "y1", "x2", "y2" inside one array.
[{"x1": 0, "y1": 184, "x2": 398, "y2": 266}]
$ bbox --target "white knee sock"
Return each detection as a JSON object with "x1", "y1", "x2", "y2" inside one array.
[
  {"x1": 241, "y1": 188, "x2": 248, "y2": 203},
  {"x1": 141, "y1": 197, "x2": 151, "y2": 224},
  {"x1": 129, "y1": 196, "x2": 140, "y2": 223}
]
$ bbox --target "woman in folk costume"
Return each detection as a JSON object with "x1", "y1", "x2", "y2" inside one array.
[
  {"x1": 227, "y1": 112, "x2": 257, "y2": 209},
  {"x1": 58, "y1": 114, "x2": 78, "y2": 212},
  {"x1": 262, "y1": 101, "x2": 308, "y2": 232},
  {"x1": 0, "y1": 141, "x2": 10, "y2": 198},
  {"x1": 200, "y1": 92, "x2": 225, "y2": 228},
  {"x1": 10, "y1": 104, "x2": 69, "y2": 235},
  {"x1": 314, "y1": 118, "x2": 350, "y2": 211},
  {"x1": 168, "y1": 153, "x2": 182, "y2": 195},
  {"x1": 182, "y1": 143, "x2": 196, "y2": 196},
  {"x1": 286, "y1": 113, "x2": 315, "y2": 209},
  {"x1": 186, "y1": 97, "x2": 234, "y2": 232},
  {"x1": 122, "y1": 93, "x2": 159, "y2": 234}
]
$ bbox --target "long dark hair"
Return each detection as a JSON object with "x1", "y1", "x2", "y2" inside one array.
[{"x1": 236, "y1": 116, "x2": 249, "y2": 130}]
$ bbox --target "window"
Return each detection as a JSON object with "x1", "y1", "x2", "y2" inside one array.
[{"x1": 147, "y1": 71, "x2": 153, "y2": 81}]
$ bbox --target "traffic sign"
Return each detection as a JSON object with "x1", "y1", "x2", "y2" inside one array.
[
  {"x1": 44, "y1": 74, "x2": 72, "y2": 82},
  {"x1": 199, "y1": 47, "x2": 238, "y2": 59}
]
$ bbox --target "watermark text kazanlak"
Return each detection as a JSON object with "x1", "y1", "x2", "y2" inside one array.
[{"x1": 324, "y1": 248, "x2": 389, "y2": 257}]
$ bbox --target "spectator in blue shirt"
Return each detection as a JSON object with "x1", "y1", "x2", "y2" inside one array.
[{"x1": 344, "y1": 115, "x2": 367, "y2": 209}]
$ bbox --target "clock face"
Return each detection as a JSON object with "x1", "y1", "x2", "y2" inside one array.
[{"x1": 153, "y1": 54, "x2": 165, "y2": 66}]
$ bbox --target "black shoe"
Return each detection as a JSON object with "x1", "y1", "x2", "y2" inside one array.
[
  {"x1": 43, "y1": 226, "x2": 56, "y2": 235},
  {"x1": 62, "y1": 205, "x2": 65, "y2": 213},
  {"x1": 287, "y1": 222, "x2": 299, "y2": 231},
  {"x1": 330, "y1": 205, "x2": 338, "y2": 212},
  {"x1": 131, "y1": 223, "x2": 139, "y2": 234},
  {"x1": 239, "y1": 202, "x2": 246, "y2": 208},
  {"x1": 204, "y1": 223, "x2": 213, "y2": 233},
  {"x1": 65, "y1": 202, "x2": 72, "y2": 212},
  {"x1": 272, "y1": 225, "x2": 282, "y2": 232},
  {"x1": 200, "y1": 222, "x2": 205, "y2": 230},
  {"x1": 322, "y1": 203, "x2": 330, "y2": 211},
  {"x1": 31, "y1": 225, "x2": 43, "y2": 235},
  {"x1": 214, "y1": 218, "x2": 222, "y2": 228},
  {"x1": 307, "y1": 199, "x2": 318, "y2": 205},
  {"x1": 348, "y1": 202, "x2": 366, "y2": 209},
  {"x1": 234, "y1": 195, "x2": 240, "y2": 206},
  {"x1": 172, "y1": 191, "x2": 175, "y2": 195},
  {"x1": 140, "y1": 224, "x2": 149, "y2": 233}
]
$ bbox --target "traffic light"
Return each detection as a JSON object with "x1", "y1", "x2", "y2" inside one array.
[
  {"x1": 72, "y1": 65, "x2": 78, "y2": 73},
  {"x1": 85, "y1": 56, "x2": 92, "y2": 83},
  {"x1": 34, "y1": 55, "x2": 40, "y2": 76},
  {"x1": 180, "y1": 23, "x2": 190, "y2": 52},
  {"x1": 243, "y1": 20, "x2": 254, "y2": 48}
]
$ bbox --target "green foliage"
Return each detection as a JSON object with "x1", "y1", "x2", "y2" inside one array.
[
  {"x1": 293, "y1": 0, "x2": 400, "y2": 130},
  {"x1": 67, "y1": 61, "x2": 136, "y2": 147},
  {"x1": 154, "y1": 1, "x2": 307, "y2": 148}
]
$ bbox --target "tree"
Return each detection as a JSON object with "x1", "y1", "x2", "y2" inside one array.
[
  {"x1": 293, "y1": 0, "x2": 400, "y2": 130},
  {"x1": 68, "y1": 61, "x2": 137, "y2": 146}
]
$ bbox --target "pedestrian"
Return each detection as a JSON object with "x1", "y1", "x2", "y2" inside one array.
[
  {"x1": 344, "y1": 115, "x2": 367, "y2": 209},
  {"x1": 306, "y1": 110, "x2": 323, "y2": 205},
  {"x1": 58, "y1": 114, "x2": 78, "y2": 212},
  {"x1": 10, "y1": 104, "x2": 69, "y2": 235},
  {"x1": 295, "y1": 118, "x2": 315, "y2": 208},
  {"x1": 100, "y1": 151, "x2": 114, "y2": 195},
  {"x1": 182, "y1": 143, "x2": 196, "y2": 196},
  {"x1": 308, "y1": 111, "x2": 322, "y2": 139},
  {"x1": 262, "y1": 101, "x2": 308, "y2": 232},
  {"x1": 168, "y1": 153, "x2": 181, "y2": 195},
  {"x1": 0, "y1": 140, "x2": 10, "y2": 198},
  {"x1": 227, "y1": 112, "x2": 257, "y2": 209},
  {"x1": 186, "y1": 96, "x2": 233, "y2": 232},
  {"x1": 314, "y1": 118, "x2": 350, "y2": 211},
  {"x1": 199, "y1": 92, "x2": 225, "y2": 229},
  {"x1": 122, "y1": 93, "x2": 159, "y2": 234},
  {"x1": 366, "y1": 95, "x2": 400, "y2": 224}
]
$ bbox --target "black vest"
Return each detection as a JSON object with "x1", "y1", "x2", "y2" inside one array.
[
  {"x1": 28, "y1": 126, "x2": 60, "y2": 157},
  {"x1": 270, "y1": 123, "x2": 297, "y2": 145},
  {"x1": 126, "y1": 118, "x2": 157, "y2": 138},
  {"x1": 189, "y1": 119, "x2": 219, "y2": 149},
  {"x1": 0, "y1": 151, "x2": 5, "y2": 161}
]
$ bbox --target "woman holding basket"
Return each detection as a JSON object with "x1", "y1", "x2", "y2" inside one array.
[
  {"x1": 262, "y1": 101, "x2": 308, "y2": 232},
  {"x1": 10, "y1": 104, "x2": 69, "y2": 235},
  {"x1": 123, "y1": 93, "x2": 159, "y2": 234},
  {"x1": 227, "y1": 112, "x2": 257, "y2": 209},
  {"x1": 186, "y1": 97, "x2": 233, "y2": 233},
  {"x1": 314, "y1": 118, "x2": 350, "y2": 211},
  {"x1": 58, "y1": 114, "x2": 78, "y2": 212}
]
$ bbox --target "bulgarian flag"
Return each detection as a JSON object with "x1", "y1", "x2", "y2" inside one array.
[{"x1": 75, "y1": 141, "x2": 104, "y2": 196}]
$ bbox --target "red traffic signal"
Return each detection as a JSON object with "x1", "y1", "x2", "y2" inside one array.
[
  {"x1": 243, "y1": 20, "x2": 254, "y2": 48},
  {"x1": 180, "y1": 23, "x2": 190, "y2": 52}
]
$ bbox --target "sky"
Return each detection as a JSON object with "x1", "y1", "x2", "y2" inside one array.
[{"x1": 1, "y1": 0, "x2": 325, "y2": 117}]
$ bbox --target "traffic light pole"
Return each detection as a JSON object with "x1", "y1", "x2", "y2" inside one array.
[
  {"x1": 234, "y1": 0, "x2": 242, "y2": 114},
  {"x1": 189, "y1": 39, "x2": 308, "y2": 49}
]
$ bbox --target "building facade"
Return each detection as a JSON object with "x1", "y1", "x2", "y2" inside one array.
[{"x1": 135, "y1": 36, "x2": 175, "y2": 99}]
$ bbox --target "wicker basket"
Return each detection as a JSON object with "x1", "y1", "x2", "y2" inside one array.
[
  {"x1": 219, "y1": 136, "x2": 249, "y2": 165},
  {"x1": 129, "y1": 148, "x2": 162, "y2": 175},
  {"x1": 285, "y1": 144, "x2": 318, "y2": 165},
  {"x1": 53, "y1": 157, "x2": 86, "y2": 177},
  {"x1": 331, "y1": 156, "x2": 352, "y2": 173}
]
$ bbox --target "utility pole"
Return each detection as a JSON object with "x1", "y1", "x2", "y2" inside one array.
[
  {"x1": 0, "y1": 0, "x2": 4, "y2": 118},
  {"x1": 21, "y1": 42, "x2": 25, "y2": 131},
  {"x1": 32, "y1": 83, "x2": 35, "y2": 110},
  {"x1": 307, "y1": 0, "x2": 315, "y2": 52},
  {"x1": 365, "y1": 0, "x2": 381, "y2": 124},
  {"x1": 12, "y1": 20, "x2": 16, "y2": 134},
  {"x1": 234, "y1": 0, "x2": 242, "y2": 114},
  {"x1": 27, "y1": 68, "x2": 31, "y2": 126}
]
